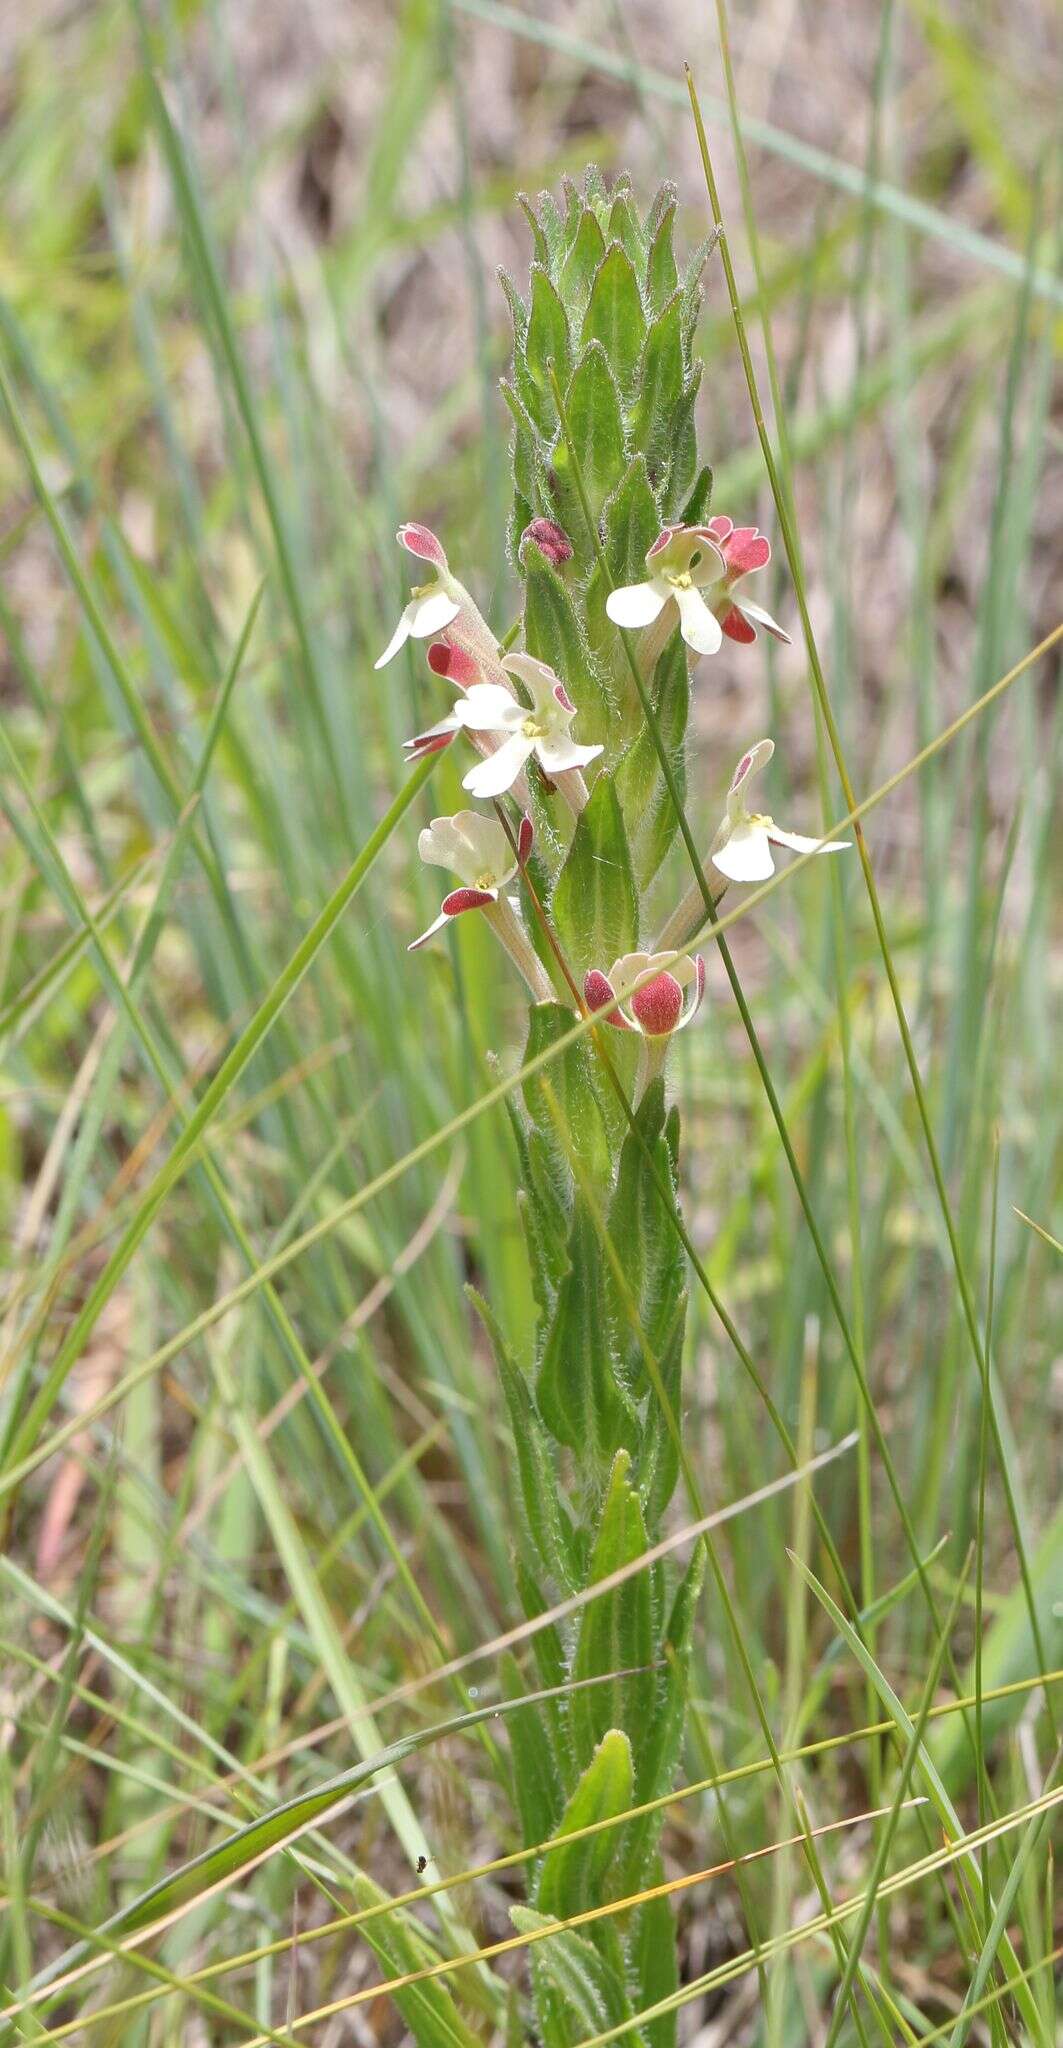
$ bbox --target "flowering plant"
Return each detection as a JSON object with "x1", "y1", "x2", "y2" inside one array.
[{"x1": 383, "y1": 170, "x2": 847, "y2": 2048}]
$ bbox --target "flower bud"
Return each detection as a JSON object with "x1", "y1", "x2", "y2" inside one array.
[{"x1": 520, "y1": 517, "x2": 574, "y2": 569}]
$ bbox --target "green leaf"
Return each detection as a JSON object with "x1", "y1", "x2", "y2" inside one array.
[
  {"x1": 617, "y1": 1545, "x2": 703, "y2": 1888},
  {"x1": 512, "y1": 1908, "x2": 641, "y2": 2048},
  {"x1": 349, "y1": 1873, "x2": 482, "y2": 2048},
  {"x1": 521, "y1": 1001, "x2": 611, "y2": 1191},
  {"x1": 614, "y1": 633, "x2": 689, "y2": 888},
  {"x1": 602, "y1": 454, "x2": 661, "y2": 590},
  {"x1": 661, "y1": 367, "x2": 702, "y2": 517},
  {"x1": 646, "y1": 200, "x2": 679, "y2": 311},
  {"x1": 501, "y1": 1651, "x2": 565, "y2": 1850},
  {"x1": 517, "y1": 191, "x2": 551, "y2": 269},
  {"x1": 559, "y1": 209, "x2": 607, "y2": 321},
  {"x1": 633, "y1": 296, "x2": 685, "y2": 472},
  {"x1": 527, "y1": 264, "x2": 573, "y2": 408},
  {"x1": 607, "y1": 189, "x2": 644, "y2": 267},
  {"x1": 523, "y1": 539, "x2": 614, "y2": 749},
  {"x1": 571, "y1": 1451, "x2": 657, "y2": 1768},
  {"x1": 537, "y1": 1728, "x2": 633, "y2": 1920},
  {"x1": 501, "y1": 379, "x2": 549, "y2": 514},
  {"x1": 552, "y1": 772, "x2": 639, "y2": 978},
  {"x1": 581, "y1": 244, "x2": 646, "y2": 399},
  {"x1": 629, "y1": 1880, "x2": 680, "y2": 2048},
  {"x1": 605, "y1": 1079, "x2": 686, "y2": 1504},
  {"x1": 538, "y1": 1203, "x2": 637, "y2": 1466},
  {"x1": 555, "y1": 342, "x2": 628, "y2": 530},
  {"x1": 679, "y1": 464, "x2": 714, "y2": 526},
  {"x1": 470, "y1": 1288, "x2": 576, "y2": 1591},
  {"x1": 507, "y1": 1104, "x2": 571, "y2": 1316}
]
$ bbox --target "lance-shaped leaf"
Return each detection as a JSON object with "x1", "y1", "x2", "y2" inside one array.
[
  {"x1": 349, "y1": 1872, "x2": 483, "y2": 2048},
  {"x1": 521, "y1": 1001, "x2": 611, "y2": 1192},
  {"x1": 538, "y1": 1203, "x2": 638, "y2": 1465},
  {"x1": 506, "y1": 1101, "x2": 571, "y2": 1316},
  {"x1": 571, "y1": 1450, "x2": 657, "y2": 1770},
  {"x1": 617, "y1": 1544, "x2": 704, "y2": 1889},
  {"x1": 513, "y1": 1907, "x2": 644, "y2": 2048},
  {"x1": 501, "y1": 1650, "x2": 565, "y2": 1851},
  {"x1": 646, "y1": 198, "x2": 679, "y2": 311},
  {"x1": 632, "y1": 295, "x2": 685, "y2": 471},
  {"x1": 606, "y1": 1080, "x2": 684, "y2": 1388},
  {"x1": 522, "y1": 538, "x2": 614, "y2": 748},
  {"x1": 536, "y1": 1727, "x2": 634, "y2": 1920},
  {"x1": 559, "y1": 208, "x2": 607, "y2": 319},
  {"x1": 526, "y1": 264, "x2": 573, "y2": 410},
  {"x1": 553, "y1": 342, "x2": 628, "y2": 535},
  {"x1": 581, "y1": 243, "x2": 646, "y2": 399},
  {"x1": 615, "y1": 633, "x2": 690, "y2": 888},
  {"x1": 603, "y1": 453, "x2": 661, "y2": 591},
  {"x1": 661, "y1": 367, "x2": 702, "y2": 517},
  {"x1": 470, "y1": 1287, "x2": 577, "y2": 1591},
  {"x1": 553, "y1": 772, "x2": 638, "y2": 978},
  {"x1": 630, "y1": 1878, "x2": 680, "y2": 2048},
  {"x1": 501, "y1": 379, "x2": 550, "y2": 515},
  {"x1": 606, "y1": 186, "x2": 645, "y2": 266}
]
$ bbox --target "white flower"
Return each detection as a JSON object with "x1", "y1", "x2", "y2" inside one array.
[
  {"x1": 406, "y1": 652, "x2": 602, "y2": 799},
  {"x1": 584, "y1": 951, "x2": 706, "y2": 1038},
  {"x1": 606, "y1": 525, "x2": 728, "y2": 657},
  {"x1": 606, "y1": 520, "x2": 790, "y2": 658},
  {"x1": 409, "y1": 810, "x2": 522, "y2": 950},
  {"x1": 375, "y1": 524, "x2": 461, "y2": 670},
  {"x1": 710, "y1": 740, "x2": 849, "y2": 883},
  {"x1": 409, "y1": 810, "x2": 550, "y2": 1001}
]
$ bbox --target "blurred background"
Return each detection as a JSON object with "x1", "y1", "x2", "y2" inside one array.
[{"x1": 0, "y1": 0, "x2": 1060, "y2": 2039}]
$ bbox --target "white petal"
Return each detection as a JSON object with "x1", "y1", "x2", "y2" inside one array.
[
  {"x1": 503, "y1": 651, "x2": 561, "y2": 710},
  {"x1": 726, "y1": 738, "x2": 774, "y2": 821},
  {"x1": 418, "y1": 809, "x2": 512, "y2": 886},
  {"x1": 674, "y1": 584, "x2": 723, "y2": 657},
  {"x1": 374, "y1": 614, "x2": 412, "y2": 670},
  {"x1": 767, "y1": 826, "x2": 849, "y2": 856},
  {"x1": 462, "y1": 733, "x2": 536, "y2": 798},
  {"x1": 408, "y1": 908, "x2": 451, "y2": 951},
  {"x1": 536, "y1": 736, "x2": 603, "y2": 774},
  {"x1": 406, "y1": 589, "x2": 461, "y2": 640},
  {"x1": 606, "y1": 581, "x2": 669, "y2": 629},
  {"x1": 735, "y1": 597, "x2": 791, "y2": 645},
  {"x1": 407, "y1": 710, "x2": 461, "y2": 749},
  {"x1": 450, "y1": 683, "x2": 523, "y2": 733},
  {"x1": 711, "y1": 823, "x2": 775, "y2": 883}
]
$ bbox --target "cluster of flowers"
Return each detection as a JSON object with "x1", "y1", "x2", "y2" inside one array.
[{"x1": 379, "y1": 517, "x2": 846, "y2": 1053}]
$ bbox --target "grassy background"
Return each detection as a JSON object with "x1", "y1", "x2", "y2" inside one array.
[{"x1": 0, "y1": 0, "x2": 1060, "y2": 2041}]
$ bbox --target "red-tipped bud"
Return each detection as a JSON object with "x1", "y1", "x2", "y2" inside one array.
[
  {"x1": 520, "y1": 517, "x2": 574, "y2": 569},
  {"x1": 517, "y1": 815, "x2": 534, "y2": 866}
]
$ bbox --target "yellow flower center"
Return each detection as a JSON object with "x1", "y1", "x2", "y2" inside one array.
[{"x1": 521, "y1": 716, "x2": 544, "y2": 739}]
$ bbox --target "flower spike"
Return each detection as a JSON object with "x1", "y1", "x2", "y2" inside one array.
[
  {"x1": 585, "y1": 952, "x2": 705, "y2": 1039},
  {"x1": 710, "y1": 739, "x2": 849, "y2": 882}
]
